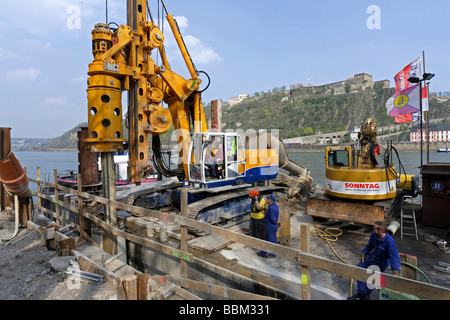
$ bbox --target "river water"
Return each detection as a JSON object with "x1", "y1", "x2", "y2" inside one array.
[{"x1": 14, "y1": 150, "x2": 450, "y2": 192}]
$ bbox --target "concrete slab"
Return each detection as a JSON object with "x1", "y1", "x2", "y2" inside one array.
[{"x1": 188, "y1": 234, "x2": 234, "y2": 253}]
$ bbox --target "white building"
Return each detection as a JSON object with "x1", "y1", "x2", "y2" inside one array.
[
  {"x1": 228, "y1": 94, "x2": 249, "y2": 106},
  {"x1": 410, "y1": 123, "x2": 450, "y2": 142}
]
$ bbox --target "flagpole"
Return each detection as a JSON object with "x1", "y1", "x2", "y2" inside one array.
[
  {"x1": 423, "y1": 50, "x2": 430, "y2": 165},
  {"x1": 419, "y1": 78, "x2": 423, "y2": 168}
]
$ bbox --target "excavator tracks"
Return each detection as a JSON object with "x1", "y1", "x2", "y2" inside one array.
[{"x1": 187, "y1": 185, "x2": 284, "y2": 226}]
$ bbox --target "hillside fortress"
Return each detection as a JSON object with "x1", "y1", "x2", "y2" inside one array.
[
  {"x1": 290, "y1": 73, "x2": 390, "y2": 96},
  {"x1": 227, "y1": 73, "x2": 390, "y2": 106}
]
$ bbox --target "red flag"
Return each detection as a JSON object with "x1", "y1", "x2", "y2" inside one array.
[
  {"x1": 422, "y1": 85, "x2": 429, "y2": 112},
  {"x1": 393, "y1": 57, "x2": 422, "y2": 122},
  {"x1": 395, "y1": 113, "x2": 413, "y2": 123},
  {"x1": 394, "y1": 57, "x2": 422, "y2": 93}
]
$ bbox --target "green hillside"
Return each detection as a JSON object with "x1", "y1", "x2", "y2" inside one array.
[
  {"x1": 17, "y1": 83, "x2": 450, "y2": 151},
  {"x1": 221, "y1": 83, "x2": 450, "y2": 139},
  {"x1": 42, "y1": 123, "x2": 87, "y2": 151}
]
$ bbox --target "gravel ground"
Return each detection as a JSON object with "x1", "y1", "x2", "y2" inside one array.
[{"x1": 0, "y1": 211, "x2": 117, "y2": 300}]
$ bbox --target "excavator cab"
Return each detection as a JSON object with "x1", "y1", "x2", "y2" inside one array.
[
  {"x1": 188, "y1": 132, "x2": 246, "y2": 188},
  {"x1": 326, "y1": 146, "x2": 352, "y2": 168}
]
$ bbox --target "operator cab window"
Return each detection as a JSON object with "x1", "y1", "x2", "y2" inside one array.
[{"x1": 328, "y1": 150, "x2": 349, "y2": 167}]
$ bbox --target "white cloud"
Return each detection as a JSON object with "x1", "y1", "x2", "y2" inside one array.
[
  {"x1": 184, "y1": 35, "x2": 223, "y2": 64},
  {"x1": 70, "y1": 76, "x2": 87, "y2": 84},
  {"x1": 174, "y1": 16, "x2": 189, "y2": 31},
  {"x1": 0, "y1": 48, "x2": 19, "y2": 60},
  {"x1": 20, "y1": 39, "x2": 52, "y2": 51},
  {"x1": 162, "y1": 16, "x2": 222, "y2": 66},
  {"x1": 42, "y1": 96, "x2": 68, "y2": 105},
  {"x1": 3, "y1": 68, "x2": 41, "y2": 82}
]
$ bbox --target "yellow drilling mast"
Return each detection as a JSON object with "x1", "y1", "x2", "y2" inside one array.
[{"x1": 85, "y1": 0, "x2": 207, "y2": 185}]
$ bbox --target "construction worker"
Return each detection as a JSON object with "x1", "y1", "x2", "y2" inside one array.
[
  {"x1": 249, "y1": 189, "x2": 266, "y2": 240},
  {"x1": 258, "y1": 195, "x2": 279, "y2": 259},
  {"x1": 348, "y1": 220, "x2": 401, "y2": 300}
]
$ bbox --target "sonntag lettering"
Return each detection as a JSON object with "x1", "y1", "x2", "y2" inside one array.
[{"x1": 345, "y1": 183, "x2": 379, "y2": 189}]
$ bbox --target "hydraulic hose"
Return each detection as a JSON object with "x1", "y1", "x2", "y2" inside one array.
[
  {"x1": 0, "y1": 196, "x2": 19, "y2": 241},
  {"x1": 400, "y1": 261, "x2": 432, "y2": 284}
]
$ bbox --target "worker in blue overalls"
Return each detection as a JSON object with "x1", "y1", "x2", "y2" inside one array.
[
  {"x1": 258, "y1": 195, "x2": 279, "y2": 259},
  {"x1": 348, "y1": 220, "x2": 401, "y2": 300}
]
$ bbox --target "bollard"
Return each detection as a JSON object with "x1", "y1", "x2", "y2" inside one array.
[
  {"x1": 146, "y1": 221, "x2": 154, "y2": 238},
  {"x1": 160, "y1": 225, "x2": 168, "y2": 242}
]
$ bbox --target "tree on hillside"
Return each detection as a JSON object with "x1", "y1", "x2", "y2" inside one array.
[{"x1": 303, "y1": 127, "x2": 314, "y2": 136}]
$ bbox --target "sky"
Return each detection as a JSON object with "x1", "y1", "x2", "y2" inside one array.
[{"x1": 1, "y1": 0, "x2": 449, "y2": 138}]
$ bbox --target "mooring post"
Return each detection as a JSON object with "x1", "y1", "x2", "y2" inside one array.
[
  {"x1": 101, "y1": 152, "x2": 116, "y2": 225},
  {"x1": 77, "y1": 173, "x2": 88, "y2": 242},
  {"x1": 0, "y1": 128, "x2": 11, "y2": 211},
  {"x1": 37, "y1": 167, "x2": 42, "y2": 216},
  {"x1": 53, "y1": 169, "x2": 61, "y2": 226},
  {"x1": 300, "y1": 223, "x2": 311, "y2": 300},
  {"x1": 180, "y1": 189, "x2": 189, "y2": 277},
  {"x1": 101, "y1": 152, "x2": 127, "y2": 263}
]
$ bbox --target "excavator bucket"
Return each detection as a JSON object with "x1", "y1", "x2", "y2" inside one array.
[{"x1": 306, "y1": 198, "x2": 384, "y2": 225}]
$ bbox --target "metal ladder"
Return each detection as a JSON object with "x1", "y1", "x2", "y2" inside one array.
[{"x1": 400, "y1": 195, "x2": 418, "y2": 240}]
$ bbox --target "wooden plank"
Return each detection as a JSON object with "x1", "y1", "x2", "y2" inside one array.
[
  {"x1": 137, "y1": 273, "x2": 150, "y2": 300},
  {"x1": 53, "y1": 169, "x2": 61, "y2": 225},
  {"x1": 399, "y1": 253, "x2": 418, "y2": 280},
  {"x1": 170, "y1": 276, "x2": 278, "y2": 300},
  {"x1": 34, "y1": 200, "x2": 195, "y2": 264},
  {"x1": 36, "y1": 167, "x2": 41, "y2": 215},
  {"x1": 29, "y1": 178, "x2": 450, "y2": 300},
  {"x1": 121, "y1": 275, "x2": 138, "y2": 300},
  {"x1": 56, "y1": 238, "x2": 76, "y2": 256},
  {"x1": 180, "y1": 189, "x2": 188, "y2": 277},
  {"x1": 173, "y1": 285, "x2": 203, "y2": 300},
  {"x1": 300, "y1": 223, "x2": 311, "y2": 300}
]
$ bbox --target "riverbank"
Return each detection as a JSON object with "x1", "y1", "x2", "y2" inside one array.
[{"x1": 286, "y1": 142, "x2": 450, "y2": 153}]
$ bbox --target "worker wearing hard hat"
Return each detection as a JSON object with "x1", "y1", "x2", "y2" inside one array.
[
  {"x1": 258, "y1": 194, "x2": 279, "y2": 259},
  {"x1": 249, "y1": 189, "x2": 266, "y2": 240}
]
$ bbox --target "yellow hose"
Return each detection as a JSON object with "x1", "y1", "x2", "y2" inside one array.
[
  {"x1": 311, "y1": 225, "x2": 355, "y2": 296},
  {"x1": 311, "y1": 226, "x2": 351, "y2": 264}
]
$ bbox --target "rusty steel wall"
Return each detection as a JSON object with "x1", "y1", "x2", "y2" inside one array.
[
  {"x1": 0, "y1": 127, "x2": 11, "y2": 210},
  {"x1": 78, "y1": 127, "x2": 99, "y2": 185}
]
